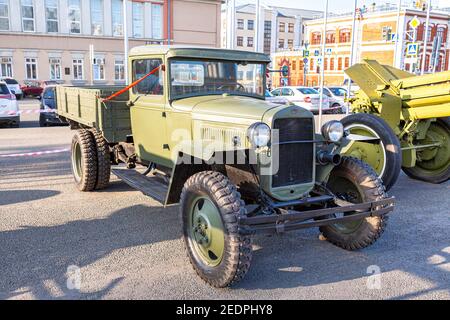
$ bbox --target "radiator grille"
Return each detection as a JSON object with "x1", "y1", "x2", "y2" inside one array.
[{"x1": 272, "y1": 118, "x2": 314, "y2": 188}]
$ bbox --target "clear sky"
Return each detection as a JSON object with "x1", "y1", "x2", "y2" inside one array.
[{"x1": 234, "y1": 0, "x2": 450, "y2": 13}]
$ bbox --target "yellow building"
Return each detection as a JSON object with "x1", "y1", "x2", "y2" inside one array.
[{"x1": 272, "y1": 4, "x2": 450, "y2": 87}]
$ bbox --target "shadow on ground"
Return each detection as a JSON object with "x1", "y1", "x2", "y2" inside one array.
[
  {"x1": 0, "y1": 204, "x2": 179, "y2": 299},
  {"x1": 0, "y1": 189, "x2": 60, "y2": 206}
]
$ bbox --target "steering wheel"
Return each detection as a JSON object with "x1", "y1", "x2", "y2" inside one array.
[{"x1": 217, "y1": 83, "x2": 245, "y2": 92}]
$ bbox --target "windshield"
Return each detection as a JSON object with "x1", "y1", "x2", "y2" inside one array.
[
  {"x1": 169, "y1": 59, "x2": 265, "y2": 100},
  {"x1": 3, "y1": 78, "x2": 18, "y2": 85},
  {"x1": 329, "y1": 87, "x2": 348, "y2": 96},
  {"x1": 265, "y1": 90, "x2": 274, "y2": 97},
  {"x1": 297, "y1": 88, "x2": 319, "y2": 95}
]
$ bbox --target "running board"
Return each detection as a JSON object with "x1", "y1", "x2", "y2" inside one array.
[{"x1": 111, "y1": 167, "x2": 169, "y2": 204}]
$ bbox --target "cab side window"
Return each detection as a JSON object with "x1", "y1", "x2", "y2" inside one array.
[
  {"x1": 281, "y1": 88, "x2": 292, "y2": 96},
  {"x1": 272, "y1": 89, "x2": 280, "y2": 96},
  {"x1": 132, "y1": 58, "x2": 163, "y2": 95}
]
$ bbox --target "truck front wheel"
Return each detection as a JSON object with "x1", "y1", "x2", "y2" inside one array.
[
  {"x1": 320, "y1": 157, "x2": 389, "y2": 251},
  {"x1": 180, "y1": 171, "x2": 252, "y2": 288},
  {"x1": 71, "y1": 129, "x2": 98, "y2": 192}
]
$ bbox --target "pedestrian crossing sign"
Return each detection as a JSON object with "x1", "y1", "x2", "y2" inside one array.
[{"x1": 407, "y1": 43, "x2": 419, "y2": 56}]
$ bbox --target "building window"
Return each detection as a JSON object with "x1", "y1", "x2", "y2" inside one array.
[
  {"x1": 324, "y1": 58, "x2": 328, "y2": 71},
  {"x1": 91, "y1": 0, "x2": 103, "y2": 35},
  {"x1": 68, "y1": 0, "x2": 81, "y2": 34},
  {"x1": 279, "y1": 22, "x2": 285, "y2": 33},
  {"x1": 151, "y1": 3, "x2": 163, "y2": 39},
  {"x1": 49, "y1": 58, "x2": 61, "y2": 80},
  {"x1": 25, "y1": 57, "x2": 37, "y2": 80},
  {"x1": 263, "y1": 20, "x2": 271, "y2": 54},
  {"x1": 292, "y1": 60, "x2": 296, "y2": 71},
  {"x1": 237, "y1": 19, "x2": 244, "y2": 29},
  {"x1": 330, "y1": 58, "x2": 335, "y2": 71},
  {"x1": 72, "y1": 59, "x2": 83, "y2": 80},
  {"x1": 339, "y1": 29, "x2": 351, "y2": 43},
  {"x1": 326, "y1": 32, "x2": 335, "y2": 44},
  {"x1": 247, "y1": 19, "x2": 254, "y2": 30},
  {"x1": 344, "y1": 57, "x2": 350, "y2": 69},
  {"x1": 0, "y1": 57, "x2": 13, "y2": 77},
  {"x1": 45, "y1": 0, "x2": 58, "y2": 33},
  {"x1": 311, "y1": 32, "x2": 321, "y2": 45},
  {"x1": 287, "y1": 39, "x2": 294, "y2": 48},
  {"x1": 288, "y1": 23, "x2": 294, "y2": 33},
  {"x1": 237, "y1": 36, "x2": 243, "y2": 47},
  {"x1": 21, "y1": 0, "x2": 35, "y2": 32},
  {"x1": 114, "y1": 59, "x2": 125, "y2": 81},
  {"x1": 93, "y1": 57, "x2": 105, "y2": 81},
  {"x1": 112, "y1": 0, "x2": 123, "y2": 36},
  {"x1": 132, "y1": 2, "x2": 144, "y2": 38},
  {"x1": 278, "y1": 39, "x2": 285, "y2": 49},
  {"x1": 338, "y1": 57, "x2": 343, "y2": 70},
  {"x1": 382, "y1": 26, "x2": 392, "y2": 41},
  {"x1": 0, "y1": 0, "x2": 9, "y2": 31},
  {"x1": 247, "y1": 37, "x2": 253, "y2": 47}
]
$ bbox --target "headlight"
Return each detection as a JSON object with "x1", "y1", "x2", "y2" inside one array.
[
  {"x1": 247, "y1": 122, "x2": 271, "y2": 148},
  {"x1": 321, "y1": 120, "x2": 344, "y2": 142}
]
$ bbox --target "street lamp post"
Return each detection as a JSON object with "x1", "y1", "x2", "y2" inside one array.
[
  {"x1": 421, "y1": 0, "x2": 432, "y2": 75},
  {"x1": 318, "y1": 0, "x2": 329, "y2": 128},
  {"x1": 346, "y1": 0, "x2": 358, "y2": 116},
  {"x1": 123, "y1": 0, "x2": 129, "y2": 85}
]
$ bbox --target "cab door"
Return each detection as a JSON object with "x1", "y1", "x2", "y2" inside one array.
[{"x1": 129, "y1": 56, "x2": 172, "y2": 168}]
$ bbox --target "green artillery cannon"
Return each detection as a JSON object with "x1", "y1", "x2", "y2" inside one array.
[{"x1": 341, "y1": 59, "x2": 450, "y2": 190}]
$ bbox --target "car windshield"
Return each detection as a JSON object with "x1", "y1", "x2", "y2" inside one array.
[
  {"x1": 0, "y1": 84, "x2": 9, "y2": 94},
  {"x1": 329, "y1": 87, "x2": 348, "y2": 96},
  {"x1": 4, "y1": 78, "x2": 18, "y2": 85},
  {"x1": 43, "y1": 88, "x2": 55, "y2": 99},
  {"x1": 169, "y1": 59, "x2": 265, "y2": 100},
  {"x1": 265, "y1": 90, "x2": 274, "y2": 97},
  {"x1": 297, "y1": 88, "x2": 319, "y2": 95}
]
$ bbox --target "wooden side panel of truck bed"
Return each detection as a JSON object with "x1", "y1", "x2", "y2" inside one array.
[{"x1": 56, "y1": 86, "x2": 132, "y2": 143}]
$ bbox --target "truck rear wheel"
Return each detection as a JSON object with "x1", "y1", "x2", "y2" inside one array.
[
  {"x1": 320, "y1": 157, "x2": 388, "y2": 251},
  {"x1": 90, "y1": 129, "x2": 111, "y2": 190},
  {"x1": 341, "y1": 113, "x2": 402, "y2": 191},
  {"x1": 180, "y1": 171, "x2": 252, "y2": 288},
  {"x1": 402, "y1": 117, "x2": 450, "y2": 184},
  {"x1": 71, "y1": 129, "x2": 98, "y2": 192}
]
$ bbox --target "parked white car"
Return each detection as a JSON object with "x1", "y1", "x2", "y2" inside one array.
[
  {"x1": 271, "y1": 86, "x2": 330, "y2": 114},
  {"x1": 0, "y1": 77, "x2": 23, "y2": 100},
  {"x1": 0, "y1": 81, "x2": 20, "y2": 127},
  {"x1": 314, "y1": 86, "x2": 349, "y2": 114},
  {"x1": 342, "y1": 78, "x2": 360, "y2": 94}
]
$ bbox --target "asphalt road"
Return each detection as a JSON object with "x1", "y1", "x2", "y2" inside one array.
[{"x1": 0, "y1": 99, "x2": 449, "y2": 300}]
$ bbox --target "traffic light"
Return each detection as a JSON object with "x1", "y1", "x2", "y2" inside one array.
[{"x1": 281, "y1": 65, "x2": 289, "y2": 77}]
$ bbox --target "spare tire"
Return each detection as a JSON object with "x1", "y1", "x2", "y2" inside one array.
[{"x1": 341, "y1": 113, "x2": 402, "y2": 191}]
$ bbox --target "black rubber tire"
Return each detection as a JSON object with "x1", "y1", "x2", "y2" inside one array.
[
  {"x1": 320, "y1": 157, "x2": 389, "y2": 251},
  {"x1": 180, "y1": 171, "x2": 252, "y2": 288},
  {"x1": 331, "y1": 103, "x2": 343, "y2": 114},
  {"x1": 341, "y1": 113, "x2": 402, "y2": 191},
  {"x1": 39, "y1": 115, "x2": 46, "y2": 127},
  {"x1": 71, "y1": 129, "x2": 98, "y2": 192},
  {"x1": 90, "y1": 129, "x2": 111, "y2": 190},
  {"x1": 402, "y1": 117, "x2": 450, "y2": 184}
]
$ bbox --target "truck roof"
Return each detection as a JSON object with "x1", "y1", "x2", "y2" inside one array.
[{"x1": 129, "y1": 45, "x2": 271, "y2": 63}]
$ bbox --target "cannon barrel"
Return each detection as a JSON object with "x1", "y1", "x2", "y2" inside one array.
[{"x1": 345, "y1": 59, "x2": 450, "y2": 121}]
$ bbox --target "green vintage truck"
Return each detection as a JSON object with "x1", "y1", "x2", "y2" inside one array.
[{"x1": 57, "y1": 46, "x2": 394, "y2": 287}]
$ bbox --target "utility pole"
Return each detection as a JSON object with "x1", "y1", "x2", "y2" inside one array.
[
  {"x1": 318, "y1": 0, "x2": 328, "y2": 128},
  {"x1": 123, "y1": 0, "x2": 129, "y2": 85},
  {"x1": 255, "y1": 0, "x2": 260, "y2": 52},
  {"x1": 394, "y1": 0, "x2": 402, "y2": 68},
  {"x1": 421, "y1": 0, "x2": 431, "y2": 75},
  {"x1": 89, "y1": 44, "x2": 94, "y2": 86},
  {"x1": 346, "y1": 0, "x2": 358, "y2": 116}
]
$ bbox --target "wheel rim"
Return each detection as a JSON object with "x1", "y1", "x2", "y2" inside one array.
[
  {"x1": 414, "y1": 121, "x2": 450, "y2": 176},
  {"x1": 72, "y1": 140, "x2": 83, "y2": 181},
  {"x1": 342, "y1": 124, "x2": 387, "y2": 178},
  {"x1": 328, "y1": 176, "x2": 365, "y2": 234},
  {"x1": 188, "y1": 196, "x2": 225, "y2": 267}
]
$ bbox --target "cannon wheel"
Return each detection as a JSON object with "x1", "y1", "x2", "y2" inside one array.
[
  {"x1": 403, "y1": 117, "x2": 450, "y2": 184},
  {"x1": 341, "y1": 114, "x2": 402, "y2": 191}
]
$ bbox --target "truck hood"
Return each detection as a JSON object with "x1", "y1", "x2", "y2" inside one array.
[{"x1": 171, "y1": 95, "x2": 283, "y2": 122}]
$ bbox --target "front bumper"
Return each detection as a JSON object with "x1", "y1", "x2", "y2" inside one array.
[{"x1": 238, "y1": 196, "x2": 395, "y2": 235}]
